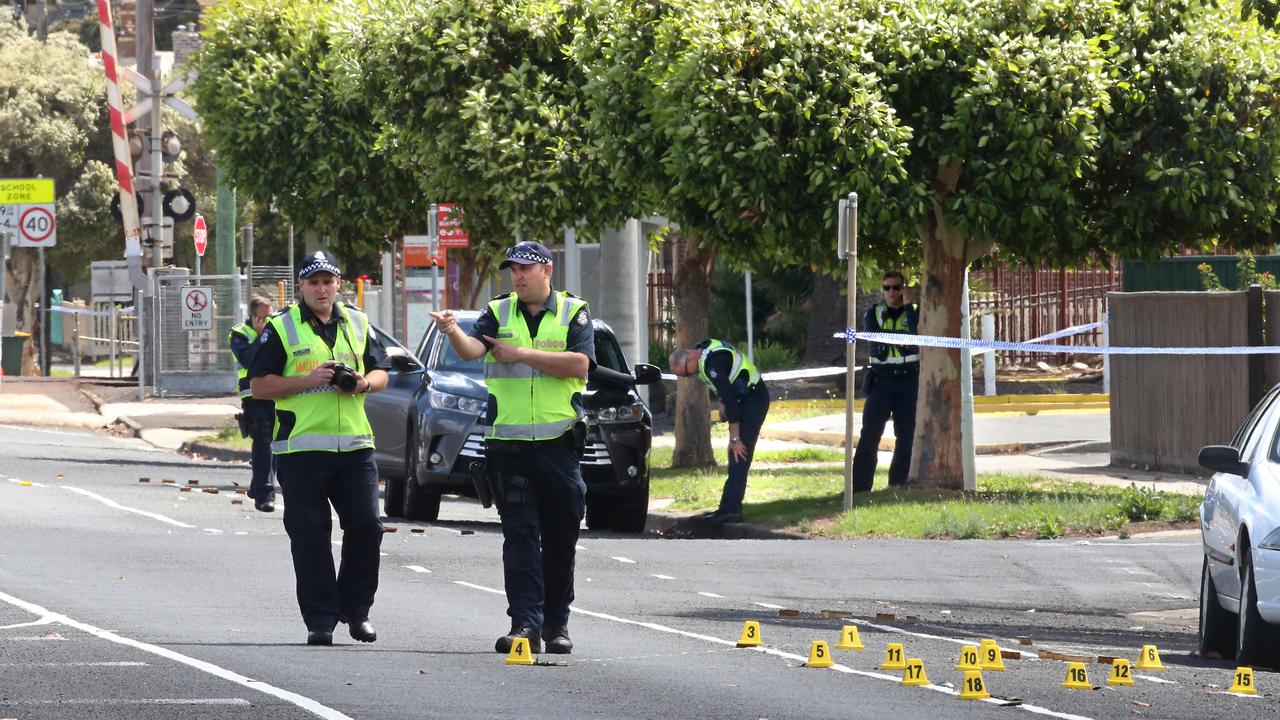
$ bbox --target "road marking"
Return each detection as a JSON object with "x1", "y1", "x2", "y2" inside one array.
[
  {"x1": 752, "y1": 602, "x2": 785, "y2": 609},
  {"x1": 204, "y1": 528, "x2": 223, "y2": 534},
  {"x1": 653, "y1": 574, "x2": 675, "y2": 580},
  {"x1": 7, "y1": 478, "x2": 46, "y2": 487},
  {"x1": 0, "y1": 589, "x2": 353, "y2": 720},
  {"x1": 576, "y1": 544, "x2": 587, "y2": 551},
  {"x1": 5, "y1": 698, "x2": 252, "y2": 706},
  {"x1": 62, "y1": 487, "x2": 195, "y2": 529},
  {"x1": 451, "y1": 580, "x2": 1092, "y2": 720},
  {"x1": 698, "y1": 592, "x2": 725, "y2": 599},
  {"x1": 1136, "y1": 674, "x2": 1178, "y2": 684},
  {"x1": 0, "y1": 619, "x2": 56, "y2": 630},
  {"x1": 432, "y1": 526, "x2": 463, "y2": 536},
  {"x1": 404, "y1": 566, "x2": 431, "y2": 574},
  {"x1": 611, "y1": 556, "x2": 636, "y2": 564},
  {"x1": 0, "y1": 661, "x2": 149, "y2": 667}
]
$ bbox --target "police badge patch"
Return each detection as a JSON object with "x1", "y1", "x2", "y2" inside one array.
[{"x1": 576, "y1": 311, "x2": 589, "y2": 326}]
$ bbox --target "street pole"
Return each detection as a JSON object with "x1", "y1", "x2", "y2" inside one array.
[
  {"x1": 744, "y1": 270, "x2": 754, "y2": 363},
  {"x1": 36, "y1": 0, "x2": 47, "y2": 40},
  {"x1": 38, "y1": 247, "x2": 47, "y2": 376},
  {"x1": 428, "y1": 203, "x2": 440, "y2": 314},
  {"x1": 0, "y1": 231, "x2": 8, "y2": 386},
  {"x1": 840, "y1": 192, "x2": 858, "y2": 513},
  {"x1": 960, "y1": 270, "x2": 976, "y2": 491}
]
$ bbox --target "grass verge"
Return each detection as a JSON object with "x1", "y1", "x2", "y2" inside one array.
[
  {"x1": 649, "y1": 459, "x2": 1200, "y2": 540},
  {"x1": 197, "y1": 423, "x2": 251, "y2": 449}
]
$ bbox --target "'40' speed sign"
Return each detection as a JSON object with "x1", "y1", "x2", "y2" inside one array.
[{"x1": 0, "y1": 204, "x2": 58, "y2": 247}]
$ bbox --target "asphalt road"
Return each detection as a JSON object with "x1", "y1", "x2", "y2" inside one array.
[{"x1": 0, "y1": 424, "x2": 1269, "y2": 720}]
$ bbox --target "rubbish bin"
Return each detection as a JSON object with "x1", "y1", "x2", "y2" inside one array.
[{"x1": 1, "y1": 333, "x2": 27, "y2": 376}]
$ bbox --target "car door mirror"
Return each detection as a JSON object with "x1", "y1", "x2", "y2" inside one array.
[
  {"x1": 632, "y1": 363, "x2": 662, "y2": 385},
  {"x1": 1198, "y1": 445, "x2": 1250, "y2": 477},
  {"x1": 386, "y1": 346, "x2": 422, "y2": 372}
]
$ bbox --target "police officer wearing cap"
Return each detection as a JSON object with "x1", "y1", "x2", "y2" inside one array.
[
  {"x1": 248, "y1": 251, "x2": 392, "y2": 646},
  {"x1": 669, "y1": 339, "x2": 770, "y2": 524},
  {"x1": 229, "y1": 294, "x2": 277, "y2": 512},
  {"x1": 431, "y1": 240, "x2": 595, "y2": 656},
  {"x1": 852, "y1": 270, "x2": 919, "y2": 492}
]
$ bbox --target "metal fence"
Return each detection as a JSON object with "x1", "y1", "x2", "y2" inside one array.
[
  {"x1": 970, "y1": 260, "x2": 1122, "y2": 367},
  {"x1": 150, "y1": 273, "x2": 243, "y2": 396},
  {"x1": 250, "y1": 265, "x2": 295, "y2": 308}
]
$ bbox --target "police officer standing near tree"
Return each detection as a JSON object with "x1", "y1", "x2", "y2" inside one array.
[
  {"x1": 852, "y1": 270, "x2": 919, "y2": 492},
  {"x1": 229, "y1": 295, "x2": 277, "y2": 512},
  {"x1": 669, "y1": 339, "x2": 770, "y2": 524},
  {"x1": 248, "y1": 251, "x2": 391, "y2": 646},
  {"x1": 431, "y1": 240, "x2": 594, "y2": 656}
]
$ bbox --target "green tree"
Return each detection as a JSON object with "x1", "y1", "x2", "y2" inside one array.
[{"x1": 0, "y1": 22, "x2": 119, "y2": 370}]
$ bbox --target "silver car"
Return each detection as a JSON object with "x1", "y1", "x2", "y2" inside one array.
[{"x1": 1198, "y1": 384, "x2": 1280, "y2": 667}]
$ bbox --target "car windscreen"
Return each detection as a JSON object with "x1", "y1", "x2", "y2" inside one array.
[
  {"x1": 595, "y1": 331, "x2": 628, "y2": 374},
  {"x1": 435, "y1": 318, "x2": 484, "y2": 376}
]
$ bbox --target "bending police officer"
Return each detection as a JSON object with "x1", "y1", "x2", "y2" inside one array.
[
  {"x1": 852, "y1": 270, "x2": 919, "y2": 491},
  {"x1": 229, "y1": 295, "x2": 277, "y2": 512},
  {"x1": 431, "y1": 240, "x2": 594, "y2": 655},
  {"x1": 248, "y1": 251, "x2": 391, "y2": 646},
  {"x1": 669, "y1": 339, "x2": 770, "y2": 524}
]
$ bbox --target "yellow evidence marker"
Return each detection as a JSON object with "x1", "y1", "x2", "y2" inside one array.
[
  {"x1": 881, "y1": 642, "x2": 907, "y2": 670},
  {"x1": 834, "y1": 625, "x2": 864, "y2": 650},
  {"x1": 805, "y1": 640, "x2": 834, "y2": 668},
  {"x1": 1228, "y1": 666, "x2": 1258, "y2": 696},
  {"x1": 736, "y1": 620, "x2": 763, "y2": 648},
  {"x1": 958, "y1": 670, "x2": 990, "y2": 700},
  {"x1": 978, "y1": 639, "x2": 1005, "y2": 671},
  {"x1": 505, "y1": 636, "x2": 534, "y2": 665},
  {"x1": 1062, "y1": 662, "x2": 1092, "y2": 690},
  {"x1": 955, "y1": 645, "x2": 981, "y2": 671},
  {"x1": 1134, "y1": 644, "x2": 1164, "y2": 671},
  {"x1": 900, "y1": 658, "x2": 930, "y2": 686},
  {"x1": 1107, "y1": 658, "x2": 1135, "y2": 686}
]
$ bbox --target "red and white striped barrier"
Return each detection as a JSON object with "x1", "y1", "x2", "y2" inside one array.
[{"x1": 96, "y1": 0, "x2": 146, "y2": 289}]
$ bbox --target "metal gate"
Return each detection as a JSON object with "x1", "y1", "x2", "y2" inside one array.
[{"x1": 150, "y1": 272, "x2": 244, "y2": 396}]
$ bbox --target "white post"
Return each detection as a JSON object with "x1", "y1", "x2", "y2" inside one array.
[
  {"x1": 381, "y1": 251, "x2": 394, "y2": 331},
  {"x1": 563, "y1": 226, "x2": 581, "y2": 296},
  {"x1": 428, "y1": 203, "x2": 440, "y2": 314},
  {"x1": 982, "y1": 313, "x2": 996, "y2": 396},
  {"x1": 744, "y1": 270, "x2": 754, "y2": 363},
  {"x1": 1102, "y1": 310, "x2": 1111, "y2": 395},
  {"x1": 0, "y1": 231, "x2": 7, "y2": 386},
  {"x1": 841, "y1": 193, "x2": 858, "y2": 513},
  {"x1": 960, "y1": 271, "x2": 976, "y2": 491}
]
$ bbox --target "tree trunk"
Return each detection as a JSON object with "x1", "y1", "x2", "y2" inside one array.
[
  {"x1": 803, "y1": 271, "x2": 844, "y2": 367},
  {"x1": 670, "y1": 233, "x2": 715, "y2": 469},
  {"x1": 6, "y1": 249, "x2": 43, "y2": 376},
  {"x1": 908, "y1": 162, "x2": 989, "y2": 489},
  {"x1": 453, "y1": 249, "x2": 495, "y2": 309}
]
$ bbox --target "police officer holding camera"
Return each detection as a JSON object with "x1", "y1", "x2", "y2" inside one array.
[
  {"x1": 432, "y1": 240, "x2": 595, "y2": 656},
  {"x1": 248, "y1": 251, "x2": 391, "y2": 646},
  {"x1": 229, "y1": 294, "x2": 277, "y2": 512}
]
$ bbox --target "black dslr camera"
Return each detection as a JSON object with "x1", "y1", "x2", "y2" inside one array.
[{"x1": 329, "y1": 362, "x2": 359, "y2": 392}]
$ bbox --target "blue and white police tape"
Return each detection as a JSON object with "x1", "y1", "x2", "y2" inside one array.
[
  {"x1": 836, "y1": 329, "x2": 1280, "y2": 356},
  {"x1": 46, "y1": 305, "x2": 135, "y2": 317},
  {"x1": 659, "y1": 365, "x2": 855, "y2": 382},
  {"x1": 970, "y1": 320, "x2": 1104, "y2": 356}
]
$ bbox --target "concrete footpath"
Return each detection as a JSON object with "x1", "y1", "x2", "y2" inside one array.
[{"x1": 0, "y1": 378, "x2": 1208, "y2": 498}]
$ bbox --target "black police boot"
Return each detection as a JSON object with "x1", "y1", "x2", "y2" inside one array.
[
  {"x1": 495, "y1": 626, "x2": 542, "y2": 654},
  {"x1": 544, "y1": 626, "x2": 572, "y2": 654},
  {"x1": 347, "y1": 619, "x2": 377, "y2": 643},
  {"x1": 306, "y1": 629, "x2": 333, "y2": 646}
]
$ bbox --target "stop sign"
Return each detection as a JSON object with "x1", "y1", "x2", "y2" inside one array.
[{"x1": 193, "y1": 214, "x2": 208, "y2": 257}]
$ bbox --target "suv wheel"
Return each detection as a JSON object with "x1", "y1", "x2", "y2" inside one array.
[
  {"x1": 403, "y1": 429, "x2": 441, "y2": 522},
  {"x1": 584, "y1": 499, "x2": 613, "y2": 531},
  {"x1": 383, "y1": 475, "x2": 406, "y2": 519},
  {"x1": 611, "y1": 496, "x2": 649, "y2": 534},
  {"x1": 1199, "y1": 555, "x2": 1236, "y2": 659},
  {"x1": 1236, "y1": 553, "x2": 1279, "y2": 667}
]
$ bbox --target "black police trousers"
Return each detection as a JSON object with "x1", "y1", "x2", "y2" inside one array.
[
  {"x1": 717, "y1": 383, "x2": 770, "y2": 515},
  {"x1": 242, "y1": 399, "x2": 276, "y2": 503},
  {"x1": 275, "y1": 449, "x2": 384, "y2": 632},
  {"x1": 852, "y1": 372, "x2": 918, "y2": 491},
  {"x1": 488, "y1": 438, "x2": 586, "y2": 632}
]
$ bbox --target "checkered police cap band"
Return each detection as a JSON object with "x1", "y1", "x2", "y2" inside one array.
[
  {"x1": 298, "y1": 252, "x2": 342, "y2": 278},
  {"x1": 505, "y1": 245, "x2": 551, "y2": 264}
]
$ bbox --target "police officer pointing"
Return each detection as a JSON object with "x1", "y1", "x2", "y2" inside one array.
[
  {"x1": 432, "y1": 240, "x2": 595, "y2": 655},
  {"x1": 248, "y1": 251, "x2": 392, "y2": 646},
  {"x1": 852, "y1": 270, "x2": 919, "y2": 492},
  {"x1": 228, "y1": 295, "x2": 277, "y2": 512}
]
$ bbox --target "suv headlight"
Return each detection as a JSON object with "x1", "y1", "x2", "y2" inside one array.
[
  {"x1": 429, "y1": 389, "x2": 485, "y2": 415},
  {"x1": 595, "y1": 402, "x2": 645, "y2": 424}
]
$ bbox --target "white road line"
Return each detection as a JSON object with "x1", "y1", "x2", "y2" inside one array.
[
  {"x1": 0, "y1": 661, "x2": 149, "y2": 667},
  {"x1": 611, "y1": 556, "x2": 636, "y2": 564},
  {"x1": 450, "y1": 580, "x2": 1093, "y2": 720},
  {"x1": 404, "y1": 566, "x2": 431, "y2": 574},
  {"x1": 432, "y1": 526, "x2": 463, "y2": 536},
  {"x1": 0, "y1": 618, "x2": 56, "y2": 630},
  {"x1": 61, "y1": 487, "x2": 195, "y2": 529},
  {"x1": 204, "y1": 528, "x2": 223, "y2": 534},
  {"x1": 6, "y1": 698, "x2": 252, "y2": 706},
  {"x1": 7, "y1": 478, "x2": 46, "y2": 487},
  {"x1": 1137, "y1": 674, "x2": 1178, "y2": 684},
  {"x1": 753, "y1": 602, "x2": 785, "y2": 609},
  {"x1": 576, "y1": 544, "x2": 587, "y2": 551},
  {"x1": 0, "y1": 589, "x2": 353, "y2": 720},
  {"x1": 698, "y1": 592, "x2": 725, "y2": 599},
  {"x1": 653, "y1": 574, "x2": 675, "y2": 580}
]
